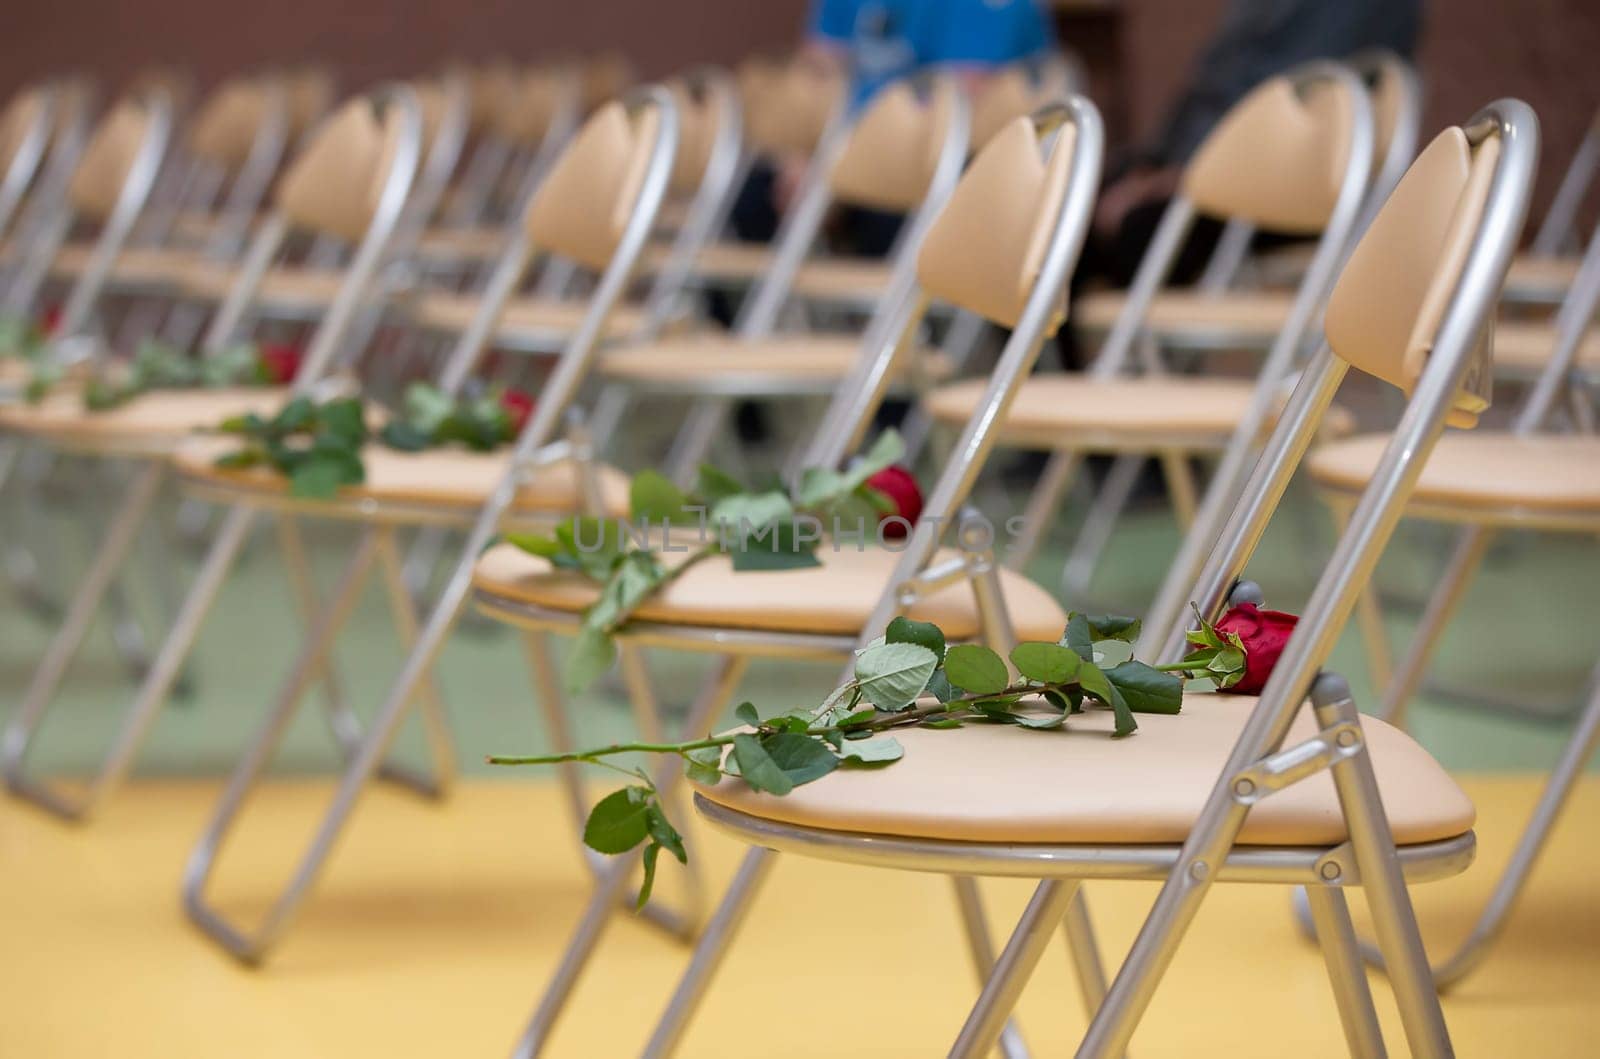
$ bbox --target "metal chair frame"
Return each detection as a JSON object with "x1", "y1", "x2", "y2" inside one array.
[
  {"x1": 632, "y1": 97, "x2": 1535, "y2": 1059},
  {"x1": 1, "y1": 85, "x2": 427, "y2": 820},
  {"x1": 1289, "y1": 200, "x2": 1600, "y2": 989}
]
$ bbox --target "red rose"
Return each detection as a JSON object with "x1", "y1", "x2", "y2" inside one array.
[
  {"x1": 1212, "y1": 603, "x2": 1298, "y2": 695},
  {"x1": 40, "y1": 305, "x2": 63, "y2": 335},
  {"x1": 500, "y1": 388, "x2": 536, "y2": 436},
  {"x1": 865, "y1": 465, "x2": 923, "y2": 539},
  {"x1": 258, "y1": 343, "x2": 304, "y2": 385}
]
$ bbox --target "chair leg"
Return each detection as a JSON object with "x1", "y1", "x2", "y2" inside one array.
[
  {"x1": 1375, "y1": 526, "x2": 1491, "y2": 727},
  {"x1": 511, "y1": 654, "x2": 748, "y2": 1057},
  {"x1": 664, "y1": 397, "x2": 729, "y2": 487},
  {"x1": 372, "y1": 527, "x2": 458, "y2": 797},
  {"x1": 1294, "y1": 653, "x2": 1600, "y2": 990},
  {"x1": 1310, "y1": 675, "x2": 1452, "y2": 1057},
  {"x1": 951, "y1": 876, "x2": 1034, "y2": 1059},
  {"x1": 949, "y1": 879, "x2": 1083, "y2": 1059},
  {"x1": 1303, "y1": 886, "x2": 1386, "y2": 1058},
  {"x1": 182, "y1": 532, "x2": 382, "y2": 962},
  {"x1": 1004, "y1": 449, "x2": 1081, "y2": 573},
  {"x1": 1059, "y1": 454, "x2": 1144, "y2": 603},
  {"x1": 1060, "y1": 888, "x2": 1111, "y2": 1026},
  {"x1": 638, "y1": 846, "x2": 782, "y2": 1059},
  {"x1": 275, "y1": 515, "x2": 357, "y2": 744},
  {"x1": 1156, "y1": 449, "x2": 1198, "y2": 530},
  {"x1": 2, "y1": 461, "x2": 168, "y2": 819}
]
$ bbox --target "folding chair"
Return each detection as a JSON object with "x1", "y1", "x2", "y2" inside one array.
[
  {"x1": 473, "y1": 95, "x2": 1103, "y2": 1057},
  {"x1": 643, "y1": 96, "x2": 1536, "y2": 1059},
  {"x1": 1, "y1": 85, "x2": 427, "y2": 820},
  {"x1": 925, "y1": 64, "x2": 1375, "y2": 624},
  {"x1": 610, "y1": 73, "x2": 971, "y2": 485},
  {"x1": 173, "y1": 86, "x2": 681, "y2": 964},
  {"x1": 1291, "y1": 200, "x2": 1600, "y2": 988}
]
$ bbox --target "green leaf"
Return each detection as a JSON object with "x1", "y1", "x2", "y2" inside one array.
[
  {"x1": 646, "y1": 805, "x2": 687, "y2": 862},
  {"x1": 506, "y1": 533, "x2": 564, "y2": 559},
  {"x1": 695, "y1": 463, "x2": 746, "y2": 503},
  {"x1": 273, "y1": 396, "x2": 316, "y2": 432},
  {"x1": 885, "y1": 616, "x2": 945, "y2": 661},
  {"x1": 401, "y1": 381, "x2": 455, "y2": 433},
  {"x1": 926, "y1": 669, "x2": 959, "y2": 704},
  {"x1": 835, "y1": 708, "x2": 877, "y2": 729},
  {"x1": 1062, "y1": 613, "x2": 1094, "y2": 661},
  {"x1": 759, "y1": 732, "x2": 839, "y2": 786},
  {"x1": 1083, "y1": 614, "x2": 1142, "y2": 643},
  {"x1": 319, "y1": 398, "x2": 367, "y2": 445},
  {"x1": 1009, "y1": 642, "x2": 1081, "y2": 685},
  {"x1": 727, "y1": 519, "x2": 823, "y2": 573},
  {"x1": 214, "y1": 448, "x2": 262, "y2": 470},
  {"x1": 684, "y1": 746, "x2": 723, "y2": 785},
  {"x1": 711, "y1": 490, "x2": 793, "y2": 535},
  {"x1": 735, "y1": 702, "x2": 759, "y2": 727},
  {"x1": 564, "y1": 626, "x2": 617, "y2": 693},
  {"x1": 838, "y1": 736, "x2": 904, "y2": 765},
  {"x1": 795, "y1": 467, "x2": 849, "y2": 510},
  {"x1": 289, "y1": 457, "x2": 353, "y2": 498},
  {"x1": 1016, "y1": 711, "x2": 1067, "y2": 729},
  {"x1": 730, "y1": 733, "x2": 794, "y2": 795},
  {"x1": 637, "y1": 842, "x2": 662, "y2": 909},
  {"x1": 838, "y1": 429, "x2": 904, "y2": 491},
  {"x1": 583, "y1": 786, "x2": 653, "y2": 854},
  {"x1": 1107, "y1": 660, "x2": 1184, "y2": 714},
  {"x1": 922, "y1": 717, "x2": 964, "y2": 729},
  {"x1": 943, "y1": 643, "x2": 1010, "y2": 695},
  {"x1": 379, "y1": 420, "x2": 431, "y2": 451},
  {"x1": 630, "y1": 470, "x2": 693, "y2": 524},
  {"x1": 1077, "y1": 663, "x2": 1136, "y2": 737},
  {"x1": 853, "y1": 641, "x2": 939, "y2": 711}
]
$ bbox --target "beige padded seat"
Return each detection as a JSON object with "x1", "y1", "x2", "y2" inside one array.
[
  {"x1": 1309, "y1": 433, "x2": 1600, "y2": 514},
  {"x1": 599, "y1": 333, "x2": 949, "y2": 388},
  {"x1": 694, "y1": 694, "x2": 1473, "y2": 847},
  {"x1": 1075, "y1": 289, "x2": 1294, "y2": 343},
  {"x1": 1492, "y1": 320, "x2": 1600, "y2": 374},
  {"x1": 178, "y1": 263, "x2": 350, "y2": 310},
  {"x1": 645, "y1": 239, "x2": 769, "y2": 281},
  {"x1": 47, "y1": 243, "x2": 206, "y2": 289},
  {"x1": 473, "y1": 541, "x2": 1067, "y2": 643},
  {"x1": 925, "y1": 375, "x2": 1352, "y2": 450},
  {"x1": 414, "y1": 224, "x2": 507, "y2": 262},
  {"x1": 405, "y1": 289, "x2": 647, "y2": 342},
  {"x1": 1502, "y1": 253, "x2": 1580, "y2": 304},
  {"x1": 643, "y1": 241, "x2": 892, "y2": 302},
  {"x1": 174, "y1": 435, "x2": 631, "y2": 516},
  {"x1": 0, "y1": 387, "x2": 288, "y2": 453}
]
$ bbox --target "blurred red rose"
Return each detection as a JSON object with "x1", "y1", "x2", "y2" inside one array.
[
  {"x1": 1212, "y1": 603, "x2": 1298, "y2": 695},
  {"x1": 258, "y1": 343, "x2": 304, "y2": 385},
  {"x1": 500, "y1": 388, "x2": 536, "y2": 436},
  {"x1": 40, "y1": 305, "x2": 62, "y2": 335},
  {"x1": 865, "y1": 465, "x2": 923, "y2": 539}
]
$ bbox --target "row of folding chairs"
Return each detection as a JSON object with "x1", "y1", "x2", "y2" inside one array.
[{"x1": 0, "y1": 48, "x2": 1593, "y2": 1056}]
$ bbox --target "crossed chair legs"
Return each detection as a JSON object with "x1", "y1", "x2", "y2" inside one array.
[{"x1": 1292, "y1": 518, "x2": 1600, "y2": 989}]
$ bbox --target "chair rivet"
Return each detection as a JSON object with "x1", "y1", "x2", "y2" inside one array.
[
  {"x1": 1320, "y1": 861, "x2": 1342, "y2": 881},
  {"x1": 1336, "y1": 730, "x2": 1359, "y2": 748},
  {"x1": 1189, "y1": 860, "x2": 1209, "y2": 880},
  {"x1": 1233, "y1": 778, "x2": 1256, "y2": 798}
]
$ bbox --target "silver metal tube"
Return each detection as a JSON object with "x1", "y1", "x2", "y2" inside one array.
[
  {"x1": 1304, "y1": 885, "x2": 1387, "y2": 1058},
  {"x1": 951, "y1": 877, "x2": 1033, "y2": 1059}
]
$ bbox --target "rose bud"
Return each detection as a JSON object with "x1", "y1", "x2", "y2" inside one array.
[
  {"x1": 1213, "y1": 603, "x2": 1298, "y2": 695},
  {"x1": 258, "y1": 343, "x2": 304, "y2": 385},
  {"x1": 40, "y1": 304, "x2": 63, "y2": 336},
  {"x1": 865, "y1": 465, "x2": 923, "y2": 539},
  {"x1": 500, "y1": 388, "x2": 536, "y2": 435}
]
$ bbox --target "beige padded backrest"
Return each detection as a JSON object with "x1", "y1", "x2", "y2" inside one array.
[
  {"x1": 0, "y1": 88, "x2": 46, "y2": 176},
  {"x1": 1181, "y1": 76, "x2": 1355, "y2": 234},
  {"x1": 970, "y1": 64, "x2": 1068, "y2": 150},
  {"x1": 187, "y1": 78, "x2": 274, "y2": 169},
  {"x1": 916, "y1": 115, "x2": 1074, "y2": 330},
  {"x1": 1369, "y1": 62, "x2": 1405, "y2": 166},
  {"x1": 523, "y1": 100, "x2": 659, "y2": 271},
  {"x1": 464, "y1": 62, "x2": 516, "y2": 132},
  {"x1": 581, "y1": 53, "x2": 634, "y2": 114},
  {"x1": 666, "y1": 80, "x2": 722, "y2": 197},
  {"x1": 275, "y1": 96, "x2": 402, "y2": 242},
  {"x1": 740, "y1": 57, "x2": 843, "y2": 157},
  {"x1": 829, "y1": 80, "x2": 956, "y2": 212},
  {"x1": 68, "y1": 100, "x2": 151, "y2": 220},
  {"x1": 286, "y1": 70, "x2": 335, "y2": 139},
  {"x1": 493, "y1": 67, "x2": 571, "y2": 146},
  {"x1": 1325, "y1": 127, "x2": 1501, "y2": 427}
]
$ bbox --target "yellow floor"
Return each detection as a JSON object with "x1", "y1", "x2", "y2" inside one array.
[{"x1": 2, "y1": 776, "x2": 1596, "y2": 1057}]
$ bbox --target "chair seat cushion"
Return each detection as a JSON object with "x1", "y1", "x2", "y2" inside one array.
[
  {"x1": 695, "y1": 694, "x2": 1474, "y2": 847},
  {"x1": 179, "y1": 264, "x2": 349, "y2": 310},
  {"x1": 925, "y1": 375, "x2": 1352, "y2": 449},
  {"x1": 405, "y1": 290, "x2": 646, "y2": 344},
  {"x1": 174, "y1": 435, "x2": 630, "y2": 516},
  {"x1": 598, "y1": 333, "x2": 949, "y2": 388},
  {"x1": 1503, "y1": 253, "x2": 1578, "y2": 305},
  {"x1": 0, "y1": 387, "x2": 289, "y2": 452},
  {"x1": 472, "y1": 541, "x2": 1068, "y2": 642},
  {"x1": 1309, "y1": 432, "x2": 1600, "y2": 513},
  {"x1": 1490, "y1": 320, "x2": 1600, "y2": 374},
  {"x1": 414, "y1": 224, "x2": 508, "y2": 262},
  {"x1": 48, "y1": 243, "x2": 205, "y2": 288},
  {"x1": 792, "y1": 257, "x2": 893, "y2": 303},
  {"x1": 1076, "y1": 289, "x2": 1294, "y2": 343}
]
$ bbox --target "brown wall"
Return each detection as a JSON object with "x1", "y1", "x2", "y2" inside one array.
[{"x1": 6, "y1": 0, "x2": 1599, "y2": 231}]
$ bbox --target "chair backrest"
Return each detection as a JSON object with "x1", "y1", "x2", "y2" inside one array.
[
  {"x1": 1148, "y1": 100, "x2": 1538, "y2": 667},
  {"x1": 969, "y1": 57, "x2": 1076, "y2": 150},
  {"x1": 522, "y1": 99, "x2": 665, "y2": 271},
  {"x1": 0, "y1": 86, "x2": 52, "y2": 239},
  {"x1": 1182, "y1": 75, "x2": 1358, "y2": 235},
  {"x1": 274, "y1": 96, "x2": 408, "y2": 242},
  {"x1": 1351, "y1": 50, "x2": 1424, "y2": 233},
  {"x1": 580, "y1": 53, "x2": 635, "y2": 114},
  {"x1": 492, "y1": 66, "x2": 581, "y2": 150},
  {"x1": 68, "y1": 99, "x2": 161, "y2": 221},
  {"x1": 739, "y1": 55, "x2": 845, "y2": 159},
  {"x1": 284, "y1": 68, "x2": 336, "y2": 143},
  {"x1": 186, "y1": 77, "x2": 286, "y2": 171},
  {"x1": 828, "y1": 79, "x2": 962, "y2": 213}
]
